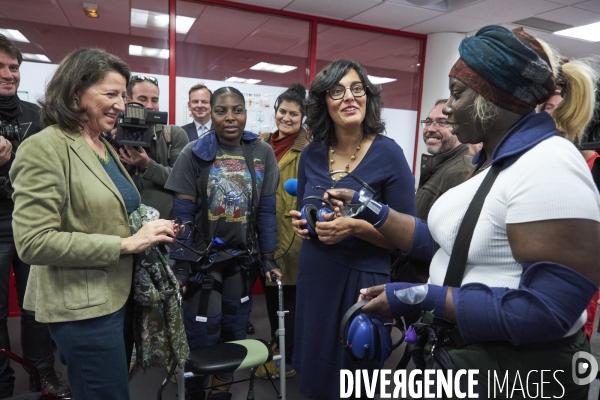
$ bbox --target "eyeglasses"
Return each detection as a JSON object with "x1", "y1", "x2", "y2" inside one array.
[
  {"x1": 131, "y1": 75, "x2": 159, "y2": 87},
  {"x1": 420, "y1": 119, "x2": 451, "y2": 129},
  {"x1": 327, "y1": 83, "x2": 367, "y2": 100}
]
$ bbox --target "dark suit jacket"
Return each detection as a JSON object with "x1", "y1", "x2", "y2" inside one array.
[
  {"x1": 181, "y1": 120, "x2": 212, "y2": 143},
  {"x1": 182, "y1": 122, "x2": 197, "y2": 143}
]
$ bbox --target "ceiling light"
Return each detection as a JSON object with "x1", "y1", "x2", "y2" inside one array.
[
  {"x1": 368, "y1": 75, "x2": 396, "y2": 85},
  {"x1": 554, "y1": 22, "x2": 600, "y2": 42},
  {"x1": 128, "y1": 45, "x2": 169, "y2": 59},
  {"x1": 22, "y1": 53, "x2": 51, "y2": 62},
  {"x1": 0, "y1": 29, "x2": 29, "y2": 43},
  {"x1": 83, "y1": 3, "x2": 99, "y2": 18},
  {"x1": 131, "y1": 8, "x2": 196, "y2": 34},
  {"x1": 225, "y1": 77, "x2": 261, "y2": 84},
  {"x1": 250, "y1": 62, "x2": 297, "y2": 74}
]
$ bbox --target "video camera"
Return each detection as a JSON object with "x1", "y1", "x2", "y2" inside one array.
[
  {"x1": 0, "y1": 119, "x2": 21, "y2": 141},
  {"x1": 115, "y1": 103, "x2": 168, "y2": 147}
]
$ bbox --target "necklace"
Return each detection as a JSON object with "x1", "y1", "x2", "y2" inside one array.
[{"x1": 329, "y1": 138, "x2": 363, "y2": 181}]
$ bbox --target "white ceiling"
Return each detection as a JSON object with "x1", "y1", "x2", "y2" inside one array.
[{"x1": 226, "y1": 0, "x2": 600, "y2": 60}]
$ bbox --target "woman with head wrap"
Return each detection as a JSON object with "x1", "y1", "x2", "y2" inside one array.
[{"x1": 323, "y1": 26, "x2": 600, "y2": 398}]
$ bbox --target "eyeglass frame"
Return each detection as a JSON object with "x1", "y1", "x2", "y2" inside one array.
[
  {"x1": 326, "y1": 83, "x2": 368, "y2": 100},
  {"x1": 130, "y1": 75, "x2": 159, "y2": 87},
  {"x1": 420, "y1": 119, "x2": 451, "y2": 129}
]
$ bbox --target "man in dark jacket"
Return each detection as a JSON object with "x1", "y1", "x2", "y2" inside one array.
[
  {"x1": 0, "y1": 34, "x2": 70, "y2": 399},
  {"x1": 392, "y1": 99, "x2": 473, "y2": 283}
]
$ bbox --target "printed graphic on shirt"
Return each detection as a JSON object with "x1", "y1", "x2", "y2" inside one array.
[{"x1": 207, "y1": 154, "x2": 263, "y2": 223}]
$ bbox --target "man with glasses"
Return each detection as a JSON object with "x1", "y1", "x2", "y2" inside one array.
[
  {"x1": 182, "y1": 84, "x2": 212, "y2": 142},
  {"x1": 392, "y1": 99, "x2": 473, "y2": 284},
  {"x1": 118, "y1": 75, "x2": 189, "y2": 220}
]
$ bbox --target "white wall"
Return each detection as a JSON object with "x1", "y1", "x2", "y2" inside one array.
[{"x1": 415, "y1": 32, "x2": 465, "y2": 184}]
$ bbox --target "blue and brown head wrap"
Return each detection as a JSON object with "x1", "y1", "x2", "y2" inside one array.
[{"x1": 449, "y1": 25, "x2": 556, "y2": 115}]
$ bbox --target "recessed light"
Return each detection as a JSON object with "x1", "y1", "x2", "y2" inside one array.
[
  {"x1": 22, "y1": 53, "x2": 51, "y2": 62},
  {"x1": 128, "y1": 45, "x2": 169, "y2": 59},
  {"x1": 555, "y1": 22, "x2": 600, "y2": 42},
  {"x1": 83, "y1": 3, "x2": 99, "y2": 18},
  {"x1": 225, "y1": 77, "x2": 261, "y2": 84},
  {"x1": 250, "y1": 62, "x2": 297, "y2": 74},
  {"x1": 0, "y1": 29, "x2": 29, "y2": 43},
  {"x1": 131, "y1": 8, "x2": 196, "y2": 34},
  {"x1": 368, "y1": 75, "x2": 396, "y2": 85}
]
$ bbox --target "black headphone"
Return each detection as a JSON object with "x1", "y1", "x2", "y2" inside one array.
[
  {"x1": 299, "y1": 195, "x2": 333, "y2": 236},
  {"x1": 340, "y1": 300, "x2": 404, "y2": 364}
]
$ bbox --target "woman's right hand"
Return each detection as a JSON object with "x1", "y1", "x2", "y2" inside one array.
[
  {"x1": 120, "y1": 219, "x2": 178, "y2": 254},
  {"x1": 290, "y1": 209, "x2": 311, "y2": 240}
]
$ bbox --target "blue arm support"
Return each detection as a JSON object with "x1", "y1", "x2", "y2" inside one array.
[
  {"x1": 257, "y1": 193, "x2": 277, "y2": 253},
  {"x1": 453, "y1": 261, "x2": 598, "y2": 346}
]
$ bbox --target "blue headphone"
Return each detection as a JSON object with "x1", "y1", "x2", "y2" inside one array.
[
  {"x1": 298, "y1": 195, "x2": 333, "y2": 236},
  {"x1": 340, "y1": 300, "x2": 404, "y2": 364}
]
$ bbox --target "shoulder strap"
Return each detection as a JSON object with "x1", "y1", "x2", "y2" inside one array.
[
  {"x1": 443, "y1": 164, "x2": 501, "y2": 287},
  {"x1": 163, "y1": 125, "x2": 172, "y2": 164},
  {"x1": 241, "y1": 140, "x2": 259, "y2": 251},
  {"x1": 191, "y1": 153, "x2": 212, "y2": 248}
]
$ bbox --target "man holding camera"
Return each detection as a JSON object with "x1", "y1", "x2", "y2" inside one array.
[
  {"x1": 0, "y1": 35, "x2": 70, "y2": 399},
  {"x1": 117, "y1": 76, "x2": 188, "y2": 219}
]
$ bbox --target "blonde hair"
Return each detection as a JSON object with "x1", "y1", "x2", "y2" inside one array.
[{"x1": 538, "y1": 39, "x2": 597, "y2": 141}]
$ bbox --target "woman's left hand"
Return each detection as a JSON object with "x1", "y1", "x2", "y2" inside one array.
[
  {"x1": 315, "y1": 215, "x2": 355, "y2": 245},
  {"x1": 358, "y1": 284, "x2": 393, "y2": 318}
]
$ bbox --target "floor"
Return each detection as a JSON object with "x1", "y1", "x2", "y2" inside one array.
[{"x1": 4, "y1": 295, "x2": 600, "y2": 400}]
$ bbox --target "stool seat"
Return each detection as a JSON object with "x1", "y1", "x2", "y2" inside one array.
[{"x1": 187, "y1": 339, "x2": 273, "y2": 376}]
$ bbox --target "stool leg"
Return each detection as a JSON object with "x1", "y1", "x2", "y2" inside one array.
[{"x1": 178, "y1": 363, "x2": 185, "y2": 400}]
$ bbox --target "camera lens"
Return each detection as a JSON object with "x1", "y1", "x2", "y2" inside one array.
[{"x1": 126, "y1": 130, "x2": 142, "y2": 141}]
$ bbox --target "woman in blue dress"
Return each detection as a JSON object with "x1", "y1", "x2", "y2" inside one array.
[{"x1": 289, "y1": 59, "x2": 416, "y2": 399}]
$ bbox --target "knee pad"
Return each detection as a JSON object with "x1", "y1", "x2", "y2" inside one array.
[
  {"x1": 183, "y1": 309, "x2": 222, "y2": 349},
  {"x1": 220, "y1": 295, "x2": 253, "y2": 341}
]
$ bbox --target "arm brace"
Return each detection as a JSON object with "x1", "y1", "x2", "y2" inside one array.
[
  {"x1": 454, "y1": 261, "x2": 598, "y2": 346},
  {"x1": 352, "y1": 192, "x2": 389, "y2": 228},
  {"x1": 170, "y1": 197, "x2": 196, "y2": 285},
  {"x1": 402, "y1": 217, "x2": 436, "y2": 261},
  {"x1": 351, "y1": 193, "x2": 436, "y2": 261},
  {"x1": 385, "y1": 282, "x2": 448, "y2": 321},
  {"x1": 257, "y1": 193, "x2": 277, "y2": 253}
]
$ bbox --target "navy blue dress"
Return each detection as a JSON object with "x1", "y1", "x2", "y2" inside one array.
[{"x1": 293, "y1": 135, "x2": 416, "y2": 400}]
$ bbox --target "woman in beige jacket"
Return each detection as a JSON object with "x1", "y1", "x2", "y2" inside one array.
[{"x1": 10, "y1": 48, "x2": 179, "y2": 400}]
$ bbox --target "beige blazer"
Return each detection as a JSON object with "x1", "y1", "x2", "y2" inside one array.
[{"x1": 10, "y1": 125, "x2": 135, "y2": 323}]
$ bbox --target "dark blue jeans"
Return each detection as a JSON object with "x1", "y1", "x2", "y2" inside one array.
[
  {"x1": 48, "y1": 305, "x2": 129, "y2": 400},
  {"x1": 0, "y1": 241, "x2": 55, "y2": 398}
]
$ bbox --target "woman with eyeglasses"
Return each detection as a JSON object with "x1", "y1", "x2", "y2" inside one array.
[
  {"x1": 9, "y1": 48, "x2": 181, "y2": 400},
  {"x1": 289, "y1": 59, "x2": 416, "y2": 399},
  {"x1": 327, "y1": 27, "x2": 599, "y2": 398}
]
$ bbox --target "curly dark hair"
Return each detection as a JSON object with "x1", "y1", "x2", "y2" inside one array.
[
  {"x1": 274, "y1": 83, "x2": 307, "y2": 118},
  {"x1": 0, "y1": 34, "x2": 22, "y2": 65},
  {"x1": 306, "y1": 59, "x2": 385, "y2": 146},
  {"x1": 41, "y1": 48, "x2": 130, "y2": 131}
]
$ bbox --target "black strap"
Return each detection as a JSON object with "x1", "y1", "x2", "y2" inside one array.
[
  {"x1": 197, "y1": 275, "x2": 217, "y2": 318},
  {"x1": 198, "y1": 158, "x2": 212, "y2": 244},
  {"x1": 241, "y1": 141, "x2": 259, "y2": 251},
  {"x1": 163, "y1": 125, "x2": 172, "y2": 164},
  {"x1": 443, "y1": 164, "x2": 501, "y2": 287}
]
